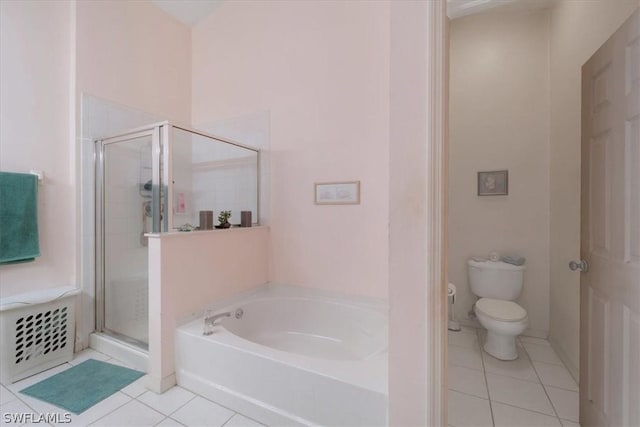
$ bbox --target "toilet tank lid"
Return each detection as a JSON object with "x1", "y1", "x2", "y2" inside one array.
[{"x1": 468, "y1": 259, "x2": 525, "y2": 271}]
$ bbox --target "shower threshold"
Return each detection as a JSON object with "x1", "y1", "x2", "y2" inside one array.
[{"x1": 89, "y1": 332, "x2": 148, "y2": 372}]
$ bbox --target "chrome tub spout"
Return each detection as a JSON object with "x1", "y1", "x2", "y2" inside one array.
[{"x1": 203, "y1": 311, "x2": 231, "y2": 335}]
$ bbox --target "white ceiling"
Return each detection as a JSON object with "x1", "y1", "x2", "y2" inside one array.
[
  {"x1": 448, "y1": 0, "x2": 516, "y2": 19},
  {"x1": 447, "y1": 0, "x2": 557, "y2": 20},
  {"x1": 150, "y1": 0, "x2": 557, "y2": 27},
  {"x1": 151, "y1": 0, "x2": 224, "y2": 26}
]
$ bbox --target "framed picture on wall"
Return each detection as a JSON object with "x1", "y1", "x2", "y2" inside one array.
[
  {"x1": 314, "y1": 181, "x2": 360, "y2": 205},
  {"x1": 477, "y1": 170, "x2": 508, "y2": 196}
]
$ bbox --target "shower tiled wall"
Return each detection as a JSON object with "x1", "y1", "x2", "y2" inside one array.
[
  {"x1": 193, "y1": 111, "x2": 270, "y2": 226},
  {"x1": 103, "y1": 140, "x2": 151, "y2": 342},
  {"x1": 172, "y1": 126, "x2": 260, "y2": 229},
  {"x1": 191, "y1": 162, "x2": 257, "y2": 227}
]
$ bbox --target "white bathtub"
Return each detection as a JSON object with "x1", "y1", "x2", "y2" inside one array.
[{"x1": 175, "y1": 284, "x2": 388, "y2": 426}]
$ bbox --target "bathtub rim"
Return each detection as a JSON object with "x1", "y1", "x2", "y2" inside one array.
[
  {"x1": 175, "y1": 282, "x2": 388, "y2": 328},
  {"x1": 175, "y1": 283, "x2": 388, "y2": 394}
]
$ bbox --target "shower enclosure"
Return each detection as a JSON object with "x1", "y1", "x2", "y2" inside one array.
[{"x1": 94, "y1": 122, "x2": 259, "y2": 350}]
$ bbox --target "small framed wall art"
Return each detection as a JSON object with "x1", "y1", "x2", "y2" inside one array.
[
  {"x1": 314, "y1": 181, "x2": 360, "y2": 205},
  {"x1": 477, "y1": 170, "x2": 508, "y2": 196}
]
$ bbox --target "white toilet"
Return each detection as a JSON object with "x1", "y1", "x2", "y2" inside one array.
[{"x1": 468, "y1": 259, "x2": 528, "y2": 360}]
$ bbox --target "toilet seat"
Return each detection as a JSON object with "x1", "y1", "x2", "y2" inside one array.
[{"x1": 475, "y1": 298, "x2": 527, "y2": 322}]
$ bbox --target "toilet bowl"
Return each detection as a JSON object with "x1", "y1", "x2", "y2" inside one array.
[{"x1": 474, "y1": 298, "x2": 527, "y2": 360}]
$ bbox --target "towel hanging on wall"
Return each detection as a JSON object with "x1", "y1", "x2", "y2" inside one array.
[{"x1": 0, "y1": 172, "x2": 40, "y2": 264}]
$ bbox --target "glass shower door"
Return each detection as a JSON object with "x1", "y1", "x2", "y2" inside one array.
[{"x1": 96, "y1": 130, "x2": 160, "y2": 349}]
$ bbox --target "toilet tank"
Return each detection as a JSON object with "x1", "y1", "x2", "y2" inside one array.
[{"x1": 467, "y1": 259, "x2": 525, "y2": 301}]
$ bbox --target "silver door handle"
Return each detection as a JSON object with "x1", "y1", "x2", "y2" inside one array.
[{"x1": 569, "y1": 260, "x2": 589, "y2": 273}]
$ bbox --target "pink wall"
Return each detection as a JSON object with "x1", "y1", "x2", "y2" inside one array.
[
  {"x1": 1, "y1": 0, "x2": 192, "y2": 299},
  {"x1": 191, "y1": 1, "x2": 390, "y2": 298},
  {"x1": 148, "y1": 227, "x2": 270, "y2": 391},
  {"x1": 0, "y1": 1, "x2": 75, "y2": 297},
  {"x1": 76, "y1": 0, "x2": 191, "y2": 124}
]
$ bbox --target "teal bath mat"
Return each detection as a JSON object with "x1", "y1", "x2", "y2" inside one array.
[{"x1": 20, "y1": 359, "x2": 144, "y2": 414}]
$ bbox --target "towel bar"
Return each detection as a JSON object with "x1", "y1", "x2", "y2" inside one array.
[{"x1": 29, "y1": 170, "x2": 44, "y2": 182}]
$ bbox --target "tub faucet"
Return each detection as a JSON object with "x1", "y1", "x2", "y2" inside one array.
[{"x1": 203, "y1": 311, "x2": 231, "y2": 335}]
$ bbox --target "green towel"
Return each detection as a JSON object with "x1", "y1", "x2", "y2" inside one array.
[{"x1": 0, "y1": 172, "x2": 40, "y2": 264}]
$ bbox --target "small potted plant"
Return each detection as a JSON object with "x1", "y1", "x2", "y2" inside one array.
[{"x1": 216, "y1": 210, "x2": 232, "y2": 229}]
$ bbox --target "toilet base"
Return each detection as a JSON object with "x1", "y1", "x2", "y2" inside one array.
[{"x1": 483, "y1": 330, "x2": 518, "y2": 360}]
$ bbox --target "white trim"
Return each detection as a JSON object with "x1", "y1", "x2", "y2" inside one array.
[
  {"x1": 388, "y1": 0, "x2": 449, "y2": 425},
  {"x1": 426, "y1": 2, "x2": 449, "y2": 424},
  {"x1": 147, "y1": 373, "x2": 177, "y2": 394},
  {"x1": 549, "y1": 335, "x2": 580, "y2": 382}
]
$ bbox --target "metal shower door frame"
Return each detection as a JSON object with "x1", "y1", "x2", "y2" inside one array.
[{"x1": 94, "y1": 124, "x2": 164, "y2": 348}]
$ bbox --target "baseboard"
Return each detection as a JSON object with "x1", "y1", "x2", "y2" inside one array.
[
  {"x1": 147, "y1": 373, "x2": 176, "y2": 394},
  {"x1": 522, "y1": 328, "x2": 548, "y2": 339},
  {"x1": 457, "y1": 320, "x2": 549, "y2": 341},
  {"x1": 458, "y1": 318, "x2": 482, "y2": 329},
  {"x1": 549, "y1": 336, "x2": 579, "y2": 383}
]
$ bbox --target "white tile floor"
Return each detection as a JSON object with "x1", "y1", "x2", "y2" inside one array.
[
  {"x1": 0, "y1": 349, "x2": 264, "y2": 427},
  {"x1": 448, "y1": 326, "x2": 580, "y2": 427},
  {"x1": 0, "y1": 332, "x2": 580, "y2": 427}
]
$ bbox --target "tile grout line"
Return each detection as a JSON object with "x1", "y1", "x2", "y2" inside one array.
[
  {"x1": 166, "y1": 387, "x2": 262, "y2": 425},
  {"x1": 448, "y1": 334, "x2": 486, "y2": 373},
  {"x1": 219, "y1": 412, "x2": 238, "y2": 427},
  {"x1": 520, "y1": 338, "x2": 564, "y2": 425},
  {"x1": 450, "y1": 334, "x2": 578, "y2": 426},
  {"x1": 6, "y1": 350, "x2": 195, "y2": 427},
  {"x1": 448, "y1": 342, "x2": 483, "y2": 350},
  {"x1": 221, "y1": 410, "x2": 268, "y2": 427},
  {"x1": 83, "y1": 392, "x2": 135, "y2": 427},
  {"x1": 481, "y1": 356, "x2": 553, "y2": 385},
  {"x1": 448, "y1": 361, "x2": 485, "y2": 373},
  {"x1": 97, "y1": 349, "x2": 248, "y2": 426},
  {"x1": 449, "y1": 388, "x2": 491, "y2": 401},
  {"x1": 155, "y1": 416, "x2": 185, "y2": 427},
  {"x1": 134, "y1": 391, "x2": 197, "y2": 421},
  {"x1": 529, "y1": 359, "x2": 579, "y2": 393},
  {"x1": 5, "y1": 362, "x2": 97, "y2": 427},
  {"x1": 134, "y1": 385, "x2": 264, "y2": 426},
  {"x1": 544, "y1": 383, "x2": 579, "y2": 393},
  {"x1": 4, "y1": 390, "x2": 54, "y2": 427},
  {"x1": 489, "y1": 397, "x2": 571, "y2": 421},
  {"x1": 11, "y1": 364, "x2": 76, "y2": 418},
  {"x1": 476, "y1": 328, "x2": 496, "y2": 427},
  {"x1": 0, "y1": 387, "x2": 19, "y2": 407},
  {"x1": 520, "y1": 343, "x2": 565, "y2": 366},
  {"x1": 83, "y1": 348, "x2": 228, "y2": 426},
  {"x1": 481, "y1": 338, "x2": 565, "y2": 421}
]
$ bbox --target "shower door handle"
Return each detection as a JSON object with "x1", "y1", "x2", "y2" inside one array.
[{"x1": 141, "y1": 201, "x2": 152, "y2": 247}]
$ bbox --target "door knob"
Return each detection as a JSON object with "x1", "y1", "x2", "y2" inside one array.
[{"x1": 569, "y1": 260, "x2": 589, "y2": 273}]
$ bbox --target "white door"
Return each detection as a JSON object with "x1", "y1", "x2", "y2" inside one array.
[{"x1": 580, "y1": 8, "x2": 640, "y2": 427}]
